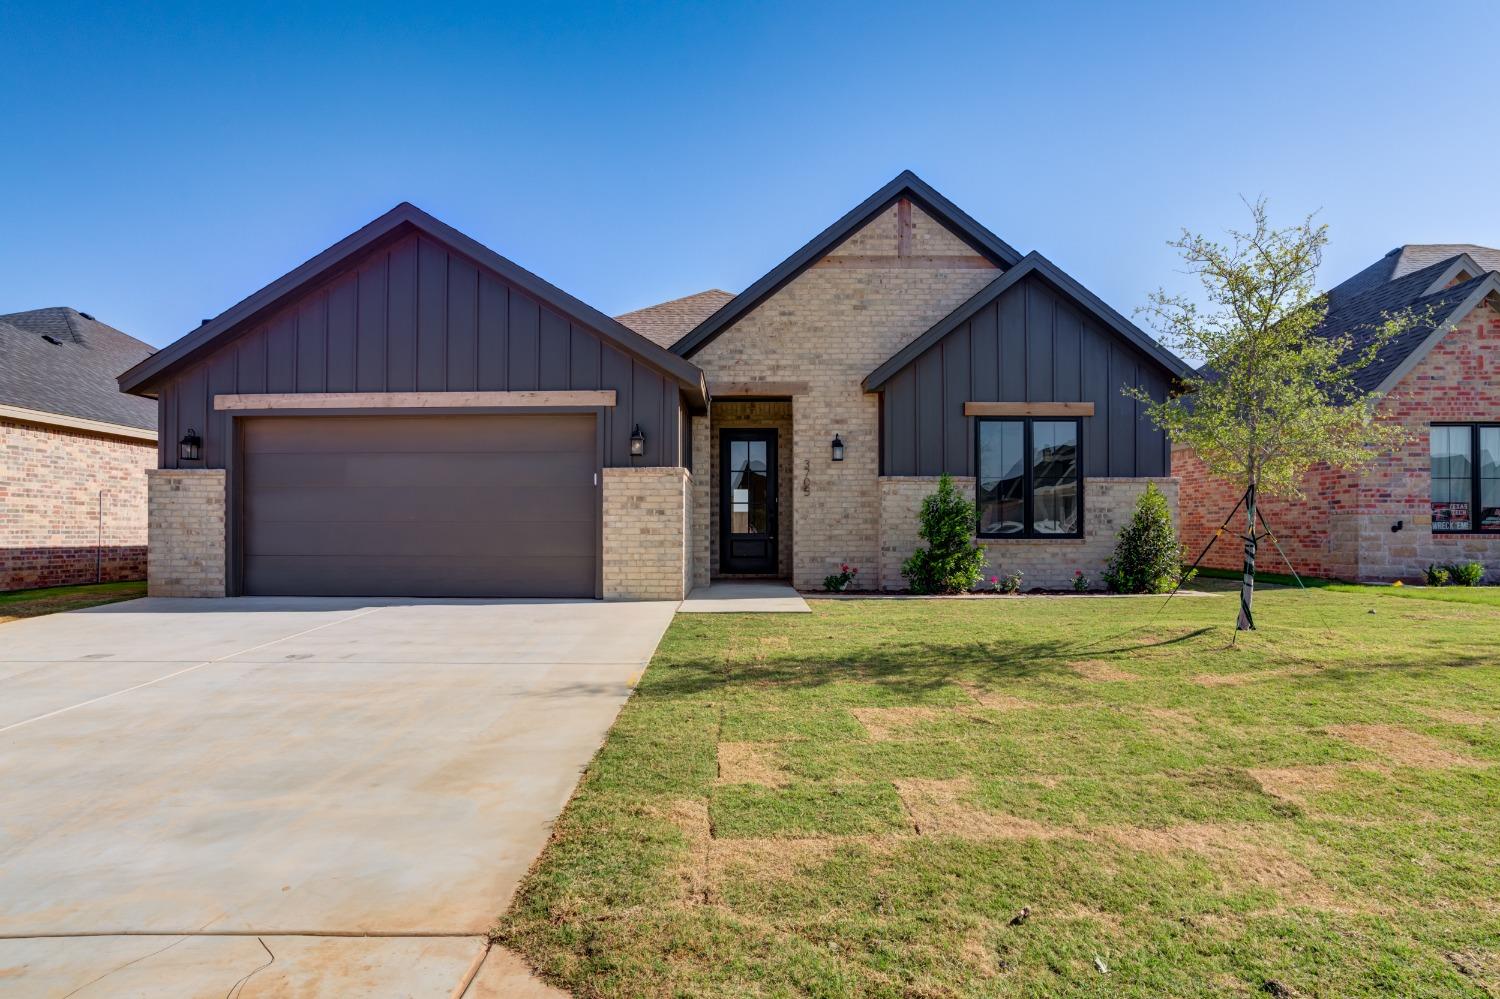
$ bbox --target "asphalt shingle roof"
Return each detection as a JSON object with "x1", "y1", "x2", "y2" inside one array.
[
  {"x1": 1321, "y1": 247, "x2": 1498, "y2": 394},
  {"x1": 615, "y1": 289, "x2": 734, "y2": 349},
  {"x1": 0, "y1": 308, "x2": 157, "y2": 431}
]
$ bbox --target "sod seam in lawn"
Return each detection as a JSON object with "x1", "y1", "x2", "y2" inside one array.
[{"x1": 499, "y1": 586, "x2": 1500, "y2": 998}]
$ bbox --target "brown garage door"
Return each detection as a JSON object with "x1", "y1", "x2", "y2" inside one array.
[{"x1": 239, "y1": 413, "x2": 598, "y2": 597}]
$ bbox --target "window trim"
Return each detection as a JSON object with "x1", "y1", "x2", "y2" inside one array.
[
  {"x1": 975, "y1": 416, "x2": 1084, "y2": 540},
  {"x1": 1432, "y1": 421, "x2": 1500, "y2": 535}
]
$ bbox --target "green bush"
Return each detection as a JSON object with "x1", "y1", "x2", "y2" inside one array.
[
  {"x1": 1447, "y1": 561, "x2": 1485, "y2": 587},
  {"x1": 1423, "y1": 564, "x2": 1451, "y2": 587},
  {"x1": 902, "y1": 473, "x2": 986, "y2": 594},
  {"x1": 1103, "y1": 483, "x2": 1183, "y2": 594}
]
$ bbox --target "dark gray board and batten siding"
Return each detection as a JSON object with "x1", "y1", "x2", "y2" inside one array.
[
  {"x1": 154, "y1": 231, "x2": 689, "y2": 470},
  {"x1": 880, "y1": 271, "x2": 1172, "y2": 478}
]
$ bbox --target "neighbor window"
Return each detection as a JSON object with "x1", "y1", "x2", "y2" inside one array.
[
  {"x1": 977, "y1": 418, "x2": 1081, "y2": 538},
  {"x1": 1431, "y1": 424, "x2": 1500, "y2": 533}
]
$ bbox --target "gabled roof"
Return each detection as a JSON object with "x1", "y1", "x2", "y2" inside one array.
[
  {"x1": 117, "y1": 203, "x2": 708, "y2": 407},
  {"x1": 670, "y1": 170, "x2": 1024, "y2": 358},
  {"x1": 863, "y1": 251, "x2": 1194, "y2": 391},
  {"x1": 1319, "y1": 249, "x2": 1500, "y2": 395},
  {"x1": 0, "y1": 307, "x2": 157, "y2": 432},
  {"x1": 616, "y1": 289, "x2": 735, "y2": 348},
  {"x1": 1327, "y1": 243, "x2": 1500, "y2": 302}
]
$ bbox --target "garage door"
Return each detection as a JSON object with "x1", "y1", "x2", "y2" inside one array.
[{"x1": 240, "y1": 413, "x2": 598, "y2": 597}]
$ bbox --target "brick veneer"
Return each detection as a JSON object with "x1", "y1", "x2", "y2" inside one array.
[
  {"x1": 1, "y1": 418, "x2": 153, "y2": 591},
  {"x1": 878, "y1": 476, "x2": 1179, "y2": 590},
  {"x1": 708, "y1": 400, "x2": 794, "y2": 577},
  {"x1": 1175, "y1": 302, "x2": 1500, "y2": 582},
  {"x1": 690, "y1": 201, "x2": 1000, "y2": 589},
  {"x1": 146, "y1": 469, "x2": 226, "y2": 597},
  {"x1": 603, "y1": 466, "x2": 692, "y2": 600}
]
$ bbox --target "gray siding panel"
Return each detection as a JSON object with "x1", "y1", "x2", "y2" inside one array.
[
  {"x1": 156, "y1": 230, "x2": 683, "y2": 469},
  {"x1": 326, "y1": 274, "x2": 357, "y2": 393},
  {"x1": 879, "y1": 271, "x2": 1172, "y2": 478},
  {"x1": 354, "y1": 254, "x2": 387, "y2": 392}
]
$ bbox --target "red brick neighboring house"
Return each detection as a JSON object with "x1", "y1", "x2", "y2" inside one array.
[
  {"x1": 1176, "y1": 245, "x2": 1500, "y2": 582},
  {"x1": 0, "y1": 308, "x2": 157, "y2": 591}
]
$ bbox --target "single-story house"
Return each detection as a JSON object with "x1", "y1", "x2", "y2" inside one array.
[
  {"x1": 1, "y1": 307, "x2": 157, "y2": 591},
  {"x1": 1176, "y1": 245, "x2": 1500, "y2": 582},
  {"x1": 118, "y1": 172, "x2": 1191, "y2": 599}
]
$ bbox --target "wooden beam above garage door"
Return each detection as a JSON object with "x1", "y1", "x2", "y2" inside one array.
[{"x1": 215, "y1": 390, "x2": 617, "y2": 411}]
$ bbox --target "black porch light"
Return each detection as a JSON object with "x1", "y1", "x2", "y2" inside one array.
[
  {"x1": 629, "y1": 424, "x2": 646, "y2": 457},
  {"x1": 178, "y1": 428, "x2": 202, "y2": 462},
  {"x1": 831, "y1": 433, "x2": 845, "y2": 461}
]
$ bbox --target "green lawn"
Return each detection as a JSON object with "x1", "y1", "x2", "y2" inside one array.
[
  {"x1": 498, "y1": 585, "x2": 1500, "y2": 998},
  {"x1": 0, "y1": 580, "x2": 145, "y2": 623}
]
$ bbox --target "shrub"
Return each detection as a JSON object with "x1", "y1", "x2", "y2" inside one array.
[
  {"x1": 1103, "y1": 483, "x2": 1183, "y2": 594},
  {"x1": 1423, "y1": 564, "x2": 1451, "y2": 587},
  {"x1": 997, "y1": 569, "x2": 1024, "y2": 594},
  {"x1": 824, "y1": 564, "x2": 858, "y2": 592},
  {"x1": 1447, "y1": 561, "x2": 1485, "y2": 587},
  {"x1": 1072, "y1": 569, "x2": 1090, "y2": 593},
  {"x1": 902, "y1": 473, "x2": 986, "y2": 594}
]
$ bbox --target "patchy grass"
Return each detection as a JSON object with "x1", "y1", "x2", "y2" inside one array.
[
  {"x1": 0, "y1": 581, "x2": 145, "y2": 623},
  {"x1": 498, "y1": 585, "x2": 1500, "y2": 998}
]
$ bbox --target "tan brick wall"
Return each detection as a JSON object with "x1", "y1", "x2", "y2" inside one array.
[
  {"x1": 708, "y1": 400, "x2": 793, "y2": 576},
  {"x1": 691, "y1": 201, "x2": 999, "y2": 588},
  {"x1": 603, "y1": 466, "x2": 691, "y2": 600},
  {"x1": 146, "y1": 469, "x2": 226, "y2": 597},
  {"x1": 1, "y1": 418, "x2": 153, "y2": 591},
  {"x1": 690, "y1": 414, "x2": 711, "y2": 591},
  {"x1": 878, "y1": 475, "x2": 1180, "y2": 591},
  {"x1": 1174, "y1": 302, "x2": 1500, "y2": 582}
]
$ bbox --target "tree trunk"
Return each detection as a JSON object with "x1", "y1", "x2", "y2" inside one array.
[{"x1": 1237, "y1": 483, "x2": 1257, "y2": 631}]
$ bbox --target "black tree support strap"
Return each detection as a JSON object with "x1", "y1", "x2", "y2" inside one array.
[
  {"x1": 1238, "y1": 484, "x2": 1258, "y2": 631},
  {"x1": 1150, "y1": 489, "x2": 1248, "y2": 622}
]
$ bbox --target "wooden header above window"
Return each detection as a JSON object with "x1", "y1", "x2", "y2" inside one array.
[{"x1": 964, "y1": 402, "x2": 1095, "y2": 418}]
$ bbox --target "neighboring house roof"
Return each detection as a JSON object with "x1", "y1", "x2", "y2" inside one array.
[
  {"x1": 616, "y1": 289, "x2": 735, "y2": 348},
  {"x1": 1333, "y1": 243, "x2": 1500, "y2": 301},
  {"x1": 117, "y1": 203, "x2": 709, "y2": 409},
  {"x1": 864, "y1": 251, "x2": 1195, "y2": 390},
  {"x1": 1318, "y1": 245, "x2": 1500, "y2": 395},
  {"x1": 0, "y1": 307, "x2": 157, "y2": 434},
  {"x1": 671, "y1": 170, "x2": 1025, "y2": 358}
]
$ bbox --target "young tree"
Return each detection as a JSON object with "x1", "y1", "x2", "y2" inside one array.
[{"x1": 1131, "y1": 201, "x2": 1418, "y2": 630}]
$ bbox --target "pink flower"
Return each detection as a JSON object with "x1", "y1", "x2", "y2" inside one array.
[{"x1": 990, "y1": 576, "x2": 998, "y2": 583}]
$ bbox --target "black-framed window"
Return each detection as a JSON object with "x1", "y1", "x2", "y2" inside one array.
[
  {"x1": 976, "y1": 418, "x2": 1082, "y2": 538},
  {"x1": 1431, "y1": 423, "x2": 1500, "y2": 534}
]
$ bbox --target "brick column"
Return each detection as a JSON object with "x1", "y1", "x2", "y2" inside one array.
[
  {"x1": 146, "y1": 469, "x2": 226, "y2": 597},
  {"x1": 602, "y1": 466, "x2": 691, "y2": 601}
]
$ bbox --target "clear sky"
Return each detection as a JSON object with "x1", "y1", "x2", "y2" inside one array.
[{"x1": 4, "y1": 0, "x2": 1497, "y2": 348}]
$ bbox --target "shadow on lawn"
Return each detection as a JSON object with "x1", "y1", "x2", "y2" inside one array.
[{"x1": 642, "y1": 622, "x2": 1498, "y2": 704}]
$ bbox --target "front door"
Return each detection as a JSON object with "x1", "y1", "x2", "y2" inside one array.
[{"x1": 719, "y1": 428, "x2": 778, "y2": 574}]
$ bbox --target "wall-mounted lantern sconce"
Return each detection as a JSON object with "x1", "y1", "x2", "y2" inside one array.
[
  {"x1": 629, "y1": 424, "x2": 646, "y2": 457},
  {"x1": 178, "y1": 429, "x2": 202, "y2": 462},
  {"x1": 1391, "y1": 520, "x2": 1404, "y2": 533},
  {"x1": 831, "y1": 433, "x2": 845, "y2": 462}
]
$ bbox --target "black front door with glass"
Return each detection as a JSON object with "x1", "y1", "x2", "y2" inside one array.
[{"x1": 720, "y1": 428, "x2": 778, "y2": 574}]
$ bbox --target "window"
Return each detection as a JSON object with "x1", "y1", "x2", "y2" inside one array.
[
  {"x1": 977, "y1": 418, "x2": 1081, "y2": 538},
  {"x1": 1431, "y1": 424, "x2": 1500, "y2": 534}
]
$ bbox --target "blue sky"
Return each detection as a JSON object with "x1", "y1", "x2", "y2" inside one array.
[{"x1": 3, "y1": 1, "x2": 1497, "y2": 348}]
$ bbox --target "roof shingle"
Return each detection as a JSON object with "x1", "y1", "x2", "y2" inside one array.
[
  {"x1": 615, "y1": 289, "x2": 734, "y2": 349},
  {"x1": 0, "y1": 308, "x2": 157, "y2": 431}
]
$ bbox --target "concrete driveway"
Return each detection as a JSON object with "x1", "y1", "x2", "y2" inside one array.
[{"x1": 0, "y1": 596, "x2": 678, "y2": 997}]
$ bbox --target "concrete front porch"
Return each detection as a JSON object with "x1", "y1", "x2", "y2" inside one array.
[{"x1": 679, "y1": 580, "x2": 810, "y2": 613}]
